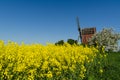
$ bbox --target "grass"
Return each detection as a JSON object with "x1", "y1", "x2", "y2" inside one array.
[{"x1": 100, "y1": 52, "x2": 120, "y2": 80}]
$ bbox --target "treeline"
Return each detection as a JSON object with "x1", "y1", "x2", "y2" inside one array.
[{"x1": 55, "y1": 39, "x2": 78, "y2": 45}]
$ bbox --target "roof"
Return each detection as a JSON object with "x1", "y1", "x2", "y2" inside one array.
[{"x1": 82, "y1": 27, "x2": 96, "y2": 35}]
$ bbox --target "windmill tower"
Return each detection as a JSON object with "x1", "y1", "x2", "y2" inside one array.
[
  {"x1": 76, "y1": 17, "x2": 82, "y2": 43},
  {"x1": 81, "y1": 27, "x2": 96, "y2": 44},
  {"x1": 76, "y1": 17, "x2": 96, "y2": 44}
]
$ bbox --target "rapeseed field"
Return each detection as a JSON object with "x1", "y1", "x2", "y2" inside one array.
[{"x1": 0, "y1": 40, "x2": 106, "y2": 80}]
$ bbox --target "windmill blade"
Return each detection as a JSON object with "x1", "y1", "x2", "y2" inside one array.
[
  {"x1": 76, "y1": 17, "x2": 80, "y2": 31},
  {"x1": 76, "y1": 16, "x2": 82, "y2": 43},
  {"x1": 77, "y1": 35, "x2": 80, "y2": 42}
]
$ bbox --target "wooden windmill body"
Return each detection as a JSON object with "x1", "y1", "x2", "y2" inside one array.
[
  {"x1": 81, "y1": 27, "x2": 96, "y2": 44},
  {"x1": 76, "y1": 17, "x2": 96, "y2": 44}
]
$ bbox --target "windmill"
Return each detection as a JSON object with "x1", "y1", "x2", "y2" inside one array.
[{"x1": 76, "y1": 16, "x2": 82, "y2": 43}]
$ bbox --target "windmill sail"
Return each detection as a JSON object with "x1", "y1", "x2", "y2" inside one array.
[{"x1": 76, "y1": 17, "x2": 82, "y2": 43}]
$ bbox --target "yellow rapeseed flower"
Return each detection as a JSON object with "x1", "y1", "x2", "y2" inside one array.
[{"x1": 0, "y1": 41, "x2": 105, "y2": 80}]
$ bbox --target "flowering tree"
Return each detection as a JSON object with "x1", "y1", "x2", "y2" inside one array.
[{"x1": 88, "y1": 28, "x2": 120, "y2": 52}]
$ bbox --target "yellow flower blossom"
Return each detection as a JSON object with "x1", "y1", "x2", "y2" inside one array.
[
  {"x1": 0, "y1": 41, "x2": 105, "y2": 80},
  {"x1": 100, "y1": 69, "x2": 103, "y2": 73}
]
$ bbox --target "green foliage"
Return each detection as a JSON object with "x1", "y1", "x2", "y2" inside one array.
[
  {"x1": 67, "y1": 39, "x2": 78, "y2": 45},
  {"x1": 101, "y1": 52, "x2": 120, "y2": 80},
  {"x1": 55, "y1": 39, "x2": 78, "y2": 45},
  {"x1": 55, "y1": 40, "x2": 64, "y2": 45}
]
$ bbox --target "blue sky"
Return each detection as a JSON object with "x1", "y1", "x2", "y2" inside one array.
[{"x1": 0, "y1": 0, "x2": 120, "y2": 44}]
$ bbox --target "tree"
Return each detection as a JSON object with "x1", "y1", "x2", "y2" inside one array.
[
  {"x1": 67, "y1": 39, "x2": 78, "y2": 45},
  {"x1": 88, "y1": 28, "x2": 120, "y2": 52},
  {"x1": 55, "y1": 40, "x2": 64, "y2": 45}
]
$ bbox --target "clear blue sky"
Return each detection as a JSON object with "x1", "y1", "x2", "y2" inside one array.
[{"x1": 0, "y1": 0, "x2": 120, "y2": 44}]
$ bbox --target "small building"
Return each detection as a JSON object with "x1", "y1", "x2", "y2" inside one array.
[{"x1": 81, "y1": 27, "x2": 96, "y2": 44}]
